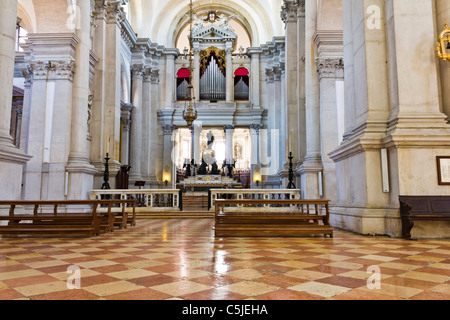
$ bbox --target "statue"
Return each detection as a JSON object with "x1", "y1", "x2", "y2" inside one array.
[
  {"x1": 218, "y1": 14, "x2": 236, "y2": 32},
  {"x1": 202, "y1": 131, "x2": 216, "y2": 165},
  {"x1": 197, "y1": 158, "x2": 208, "y2": 175},
  {"x1": 190, "y1": 13, "x2": 204, "y2": 32}
]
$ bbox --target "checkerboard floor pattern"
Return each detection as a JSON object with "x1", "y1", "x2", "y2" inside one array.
[{"x1": 0, "y1": 219, "x2": 449, "y2": 300}]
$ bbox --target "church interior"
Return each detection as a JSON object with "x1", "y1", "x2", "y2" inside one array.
[{"x1": 0, "y1": 0, "x2": 449, "y2": 301}]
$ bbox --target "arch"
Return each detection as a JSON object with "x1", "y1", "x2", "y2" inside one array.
[
  {"x1": 130, "y1": 0, "x2": 279, "y2": 48},
  {"x1": 176, "y1": 67, "x2": 191, "y2": 101},
  {"x1": 17, "y1": 0, "x2": 36, "y2": 32},
  {"x1": 177, "y1": 67, "x2": 191, "y2": 78},
  {"x1": 234, "y1": 67, "x2": 249, "y2": 101},
  {"x1": 234, "y1": 67, "x2": 249, "y2": 76}
]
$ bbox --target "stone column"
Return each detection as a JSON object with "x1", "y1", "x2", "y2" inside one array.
[
  {"x1": 265, "y1": 69, "x2": 275, "y2": 131},
  {"x1": 149, "y1": 68, "x2": 160, "y2": 184},
  {"x1": 250, "y1": 124, "x2": 262, "y2": 187},
  {"x1": 162, "y1": 124, "x2": 175, "y2": 185},
  {"x1": 193, "y1": 45, "x2": 200, "y2": 101},
  {"x1": 382, "y1": 0, "x2": 450, "y2": 237},
  {"x1": 19, "y1": 69, "x2": 33, "y2": 154},
  {"x1": 104, "y1": 1, "x2": 125, "y2": 182},
  {"x1": 141, "y1": 67, "x2": 152, "y2": 181},
  {"x1": 247, "y1": 48, "x2": 261, "y2": 108},
  {"x1": 164, "y1": 49, "x2": 178, "y2": 108},
  {"x1": 316, "y1": 57, "x2": 344, "y2": 202},
  {"x1": 329, "y1": 0, "x2": 391, "y2": 235},
  {"x1": 273, "y1": 66, "x2": 283, "y2": 173},
  {"x1": 0, "y1": 0, "x2": 31, "y2": 200},
  {"x1": 128, "y1": 64, "x2": 145, "y2": 184},
  {"x1": 226, "y1": 45, "x2": 234, "y2": 102},
  {"x1": 298, "y1": 0, "x2": 323, "y2": 199},
  {"x1": 66, "y1": 0, "x2": 97, "y2": 199},
  {"x1": 120, "y1": 102, "x2": 132, "y2": 165},
  {"x1": 192, "y1": 123, "x2": 202, "y2": 167},
  {"x1": 22, "y1": 34, "x2": 78, "y2": 200},
  {"x1": 91, "y1": 0, "x2": 107, "y2": 186},
  {"x1": 281, "y1": 0, "x2": 301, "y2": 179},
  {"x1": 224, "y1": 125, "x2": 235, "y2": 166}
]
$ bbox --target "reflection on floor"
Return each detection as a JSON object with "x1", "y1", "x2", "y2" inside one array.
[{"x1": 0, "y1": 219, "x2": 449, "y2": 300}]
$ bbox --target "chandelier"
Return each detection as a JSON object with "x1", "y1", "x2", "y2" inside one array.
[{"x1": 182, "y1": 0, "x2": 198, "y2": 127}]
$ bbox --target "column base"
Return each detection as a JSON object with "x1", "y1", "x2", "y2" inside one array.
[
  {"x1": 330, "y1": 205, "x2": 401, "y2": 237},
  {"x1": 92, "y1": 160, "x2": 122, "y2": 190},
  {"x1": 66, "y1": 159, "x2": 98, "y2": 200},
  {"x1": 0, "y1": 137, "x2": 32, "y2": 200},
  {"x1": 297, "y1": 160, "x2": 323, "y2": 199}
]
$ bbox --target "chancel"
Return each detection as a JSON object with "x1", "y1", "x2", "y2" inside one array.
[{"x1": 0, "y1": 0, "x2": 449, "y2": 301}]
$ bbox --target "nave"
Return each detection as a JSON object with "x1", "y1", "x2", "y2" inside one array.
[{"x1": 0, "y1": 219, "x2": 449, "y2": 300}]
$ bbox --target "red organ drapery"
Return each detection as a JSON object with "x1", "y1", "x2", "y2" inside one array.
[
  {"x1": 177, "y1": 68, "x2": 191, "y2": 101},
  {"x1": 234, "y1": 67, "x2": 249, "y2": 100}
]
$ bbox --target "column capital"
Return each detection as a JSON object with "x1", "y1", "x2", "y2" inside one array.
[
  {"x1": 281, "y1": 0, "x2": 302, "y2": 24},
  {"x1": 223, "y1": 124, "x2": 235, "y2": 133},
  {"x1": 131, "y1": 64, "x2": 145, "y2": 79},
  {"x1": 105, "y1": 1, "x2": 126, "y2": 25},
  {"x1": 316, "y1": 58, "x2": 344, "y2": 80},
  {"x1": 249, "y1": 124, "x2": 263, "y2": 133},
  {"x1": 143, "y1": 67, "x2": 152, "y2": 82},
  {"x1": 121, "y1": 102, "x2": 132, "y2": 131},
  {"x1": 28, "y1": 60, "x2": 76, "y2": 81},
  {"x1": 162, "y1": 124, "x2": 175, "y2": 135},
  {"x1": 265, "y1": 68, "x2": 274, "y2": 83}
]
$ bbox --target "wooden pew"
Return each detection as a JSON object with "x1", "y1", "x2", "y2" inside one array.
[
  {"x1": 0, "y1": 199, "x2": 136, "y2": 238},
  {"x1": 0, "y1": 201, "x2": 103, "y2": 238},
  {"x1": 399, "y1": 196, "x2": 450, "y2": 239},
  {"x1": 214, "y1": 199, "x2": 333, "y2": 238},
  {"x1": 95, "y1": 199, "x2": 136, "y2": 230}
]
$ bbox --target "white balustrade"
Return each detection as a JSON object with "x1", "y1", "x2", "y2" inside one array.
[
  {"x1": 209, "y1": 189, "x2": 302, "y2": 211},
  {"x1": 90, "y1": 189, "x2": 181, "y2": 213}
]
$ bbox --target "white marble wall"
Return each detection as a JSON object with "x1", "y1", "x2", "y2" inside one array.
[
  {"x1": 0, "y1": 0, "x2": 31, "y2": 200},
  {"x1": 328, "y1": 0, "x2": 450, "y2": 238}
]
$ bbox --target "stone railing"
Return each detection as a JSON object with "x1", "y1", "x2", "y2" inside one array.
[
  {"x1": 90, "y1": 189, "x2": 182, "y2": 213},
  {"x1": 208, "y1": 189, "x2": 302, "y2": 211}
]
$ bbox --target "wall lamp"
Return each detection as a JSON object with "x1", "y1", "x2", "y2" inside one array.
[{"x1": 436, "y1": 23, "x2": 450, "y2": 62}]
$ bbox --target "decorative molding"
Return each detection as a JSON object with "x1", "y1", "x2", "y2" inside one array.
[
  {"x1": 281, "y1": 0, "x2": 302, "y2": 24},
  {"x1": 121, "y1": 102, "x2": 132, "y2": 132},
  {"x1": 162, "y1": 124, "x2": 175, "y2": 135},
  {"x1": 316, "y1": 58, "x2": 344, "y2": 79},
  {"x1": 27, "y1": 60, "x2": 76, "y2": 81},
  {"x1": 131, "y1": 64, "x2": 145, "y2": 79},
  {"x1": 150, "y1": 69, "x2": 160, "y2": 84},
  {"x1": 105, "y1": 1, "x2": 126, "y2": 25}
]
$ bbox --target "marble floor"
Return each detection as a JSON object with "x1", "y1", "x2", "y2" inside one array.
[{"x1": 0, "y1": 219, "x2": 449, "y2": 300}]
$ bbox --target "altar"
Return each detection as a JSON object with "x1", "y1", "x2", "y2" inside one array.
[{"x1": 179, "y1": 175, "x2": 241, "y2": 192}]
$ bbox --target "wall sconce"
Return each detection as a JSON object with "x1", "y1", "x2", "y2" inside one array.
[
  {"x1": 436, "y1": 23, "x2": 450, "y2": 62},
  {"x1": 164, "y1": 177, "x2": 169, "y2": 187},
  {"x1": 254, "y1": 174, "x2": 261, "y2": 187}
]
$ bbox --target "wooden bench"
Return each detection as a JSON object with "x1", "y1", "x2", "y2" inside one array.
[
  {"x1": 96, "y1": 199, "x2": 136, "y2": 230},
  {"x1": 0, "y1": 199, "x2": 136, "y2": 238},
  {"x1": 399, "y1": 196, "x2": 450, "y2": 239},
  {"x1": 0, "y1": 201, "x2": 104, "y2": 238},
  {"x1": 214, "y1": 199, "x2": 333, "y2": 238}
]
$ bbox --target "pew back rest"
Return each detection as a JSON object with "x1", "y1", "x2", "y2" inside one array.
[{"x1": 399, "y1": 196, "x2": 450, "y2": 218}]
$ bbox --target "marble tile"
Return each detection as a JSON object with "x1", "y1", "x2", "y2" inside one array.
[{"x1": 0, "y1": 219, "x2": 448, "y2": 301}]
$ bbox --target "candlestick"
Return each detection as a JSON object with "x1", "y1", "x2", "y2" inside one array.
[
  {"x1": 106, "y1": 134, "x2": 110, "y2": 154},
  {"x1": 289, "y1": 133, "x2": 292, "y2": 153}
]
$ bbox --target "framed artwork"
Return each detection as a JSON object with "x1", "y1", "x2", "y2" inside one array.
[{"x1": 437, "y1": 156, "x2": 450, "y2": 185}]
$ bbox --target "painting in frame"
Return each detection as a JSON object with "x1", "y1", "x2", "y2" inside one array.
[{"x1": 437, "y1": 156, "x2": 450, "y2": 185}]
